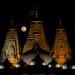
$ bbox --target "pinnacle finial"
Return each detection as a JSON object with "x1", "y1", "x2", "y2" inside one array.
[
  {"x1": 10, "y1": 18, "x2": 13, "y2": 27},
  {"x1": 29, "y1": 6, "x2": 38, "y2": 19},
  {"x1": 60, "y1": 19, "x2": 62, "y2": 26},
  {"x1": 11, "y1": 19, "x2": 13, "y2": 25},
  {"x1": 35, "y1": 10, "x2": 38, "y2": 18}
]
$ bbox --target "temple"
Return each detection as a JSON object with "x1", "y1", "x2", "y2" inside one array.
[
  {"x1": 21, "y1": 7, "x2": 52, "y2": 65},
  {"x1": 0, "y1": 19, "x2": 20, "y2": 67},
  {"x1": 52, "y1": 19, "x2": 71, "y2": 65}
]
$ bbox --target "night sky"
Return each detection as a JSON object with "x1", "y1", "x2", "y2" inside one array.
[{"x1": 0, "y1": 1, "x2": 75, "y2": 64}]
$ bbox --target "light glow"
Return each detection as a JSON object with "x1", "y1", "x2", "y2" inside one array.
[
  {"x1": 56, "y1": 64, "x2": 61, "y2": 68},
  {"x1": 71, "y1": 65, "x2": 75, "y2": 69},
  {"x1": 42, "y1": 62, "x2": 46, "y2": 66},
  {"x1": 62, "y1": 65, "x2": 67, "y2": 69},
  {"x1": 0, "y1": 65, "x2": 4, "y2": 69},
  {"x1": 30, "y1": 62, "x2": 35, "y2": 65},
  {"x1": 48, "y1": 64, "x2": 52, "y2": 68},
  {"x1": 15, "y1": 64, "x2": 20, "y2": 68}
]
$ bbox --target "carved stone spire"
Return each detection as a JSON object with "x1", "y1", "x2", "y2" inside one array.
[
  {"x1": 0, "y1": 19, "x2": 20, "y2": 67},
  {"x1": 22, "y1": 20, "x2": 52, "y2": 65},
  {"x1": 52, "y1": 19, "x2": 71, "y2": 65}
]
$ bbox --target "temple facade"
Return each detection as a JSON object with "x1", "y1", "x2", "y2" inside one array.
[
  {"x1": 0, "y1": 20, "x2": 20, "y2": 67},
  {"x1": 52, "y1": 21, "x2": 71, "y2": 65},
  {"x1": 21, "y1": 20, "x2": 52, "y2": 65}
]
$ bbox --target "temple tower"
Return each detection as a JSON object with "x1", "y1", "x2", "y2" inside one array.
[
  {"x1": 22, "y1": 21, "x2": 50, "y2": 53},
  {"x1": 52, "y1": 19, "x2": 71, "y2": 65},
  {"x1": 22, "y1": 7, "x2": 52, "y2": 65},
  {"x1": 0, "y1": 19, "x2": 20, "y2": 67}
]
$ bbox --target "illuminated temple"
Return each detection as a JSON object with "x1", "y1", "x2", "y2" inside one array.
[
  {"x1": 0, "y1": 20, "x2": 20, "y2": 67},
  {"x1": 21, "y1": 20, "x2": 52, "y2": 65},
  {"x1": 52, "y1": 20, "x2": 71, "y2": 65},
  {"x1": 0, "y1": 7, "x2": 73, "y2": 74}
]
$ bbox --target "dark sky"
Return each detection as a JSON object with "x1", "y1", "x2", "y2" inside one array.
[{"x1": 0, "y1": 1, "x2": 75, "y2": 64}]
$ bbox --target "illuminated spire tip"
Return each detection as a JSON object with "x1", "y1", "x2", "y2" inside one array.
[
  {"x1": 29, "y1": 6, "x2": 38, "y2": 19},
  {"x1": 60, "y1": 19, "x2": 62, "y2": 26}
]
